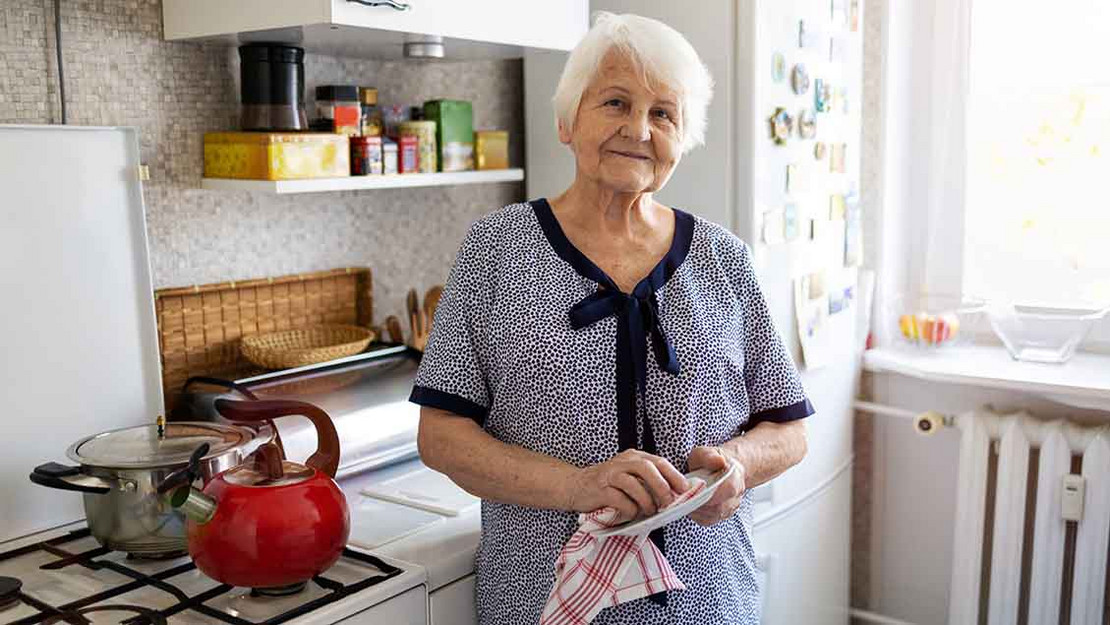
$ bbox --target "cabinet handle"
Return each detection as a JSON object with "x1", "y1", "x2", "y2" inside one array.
[{"x1": 347, "y1": 0, "x2": 411, "y2": 10}]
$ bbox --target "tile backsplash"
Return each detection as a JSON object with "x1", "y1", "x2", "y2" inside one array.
[{"x1": 0, "y1": 0, "x2": 526, "y2": 324}]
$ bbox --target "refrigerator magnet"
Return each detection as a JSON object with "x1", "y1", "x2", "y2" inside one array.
[
  {"x1": 850, "y1": 0, "x2": 860, "y2": 31},
  {"x1": 762, "y1": 209, "x2": 786, "y2": 245},
  {"x1": 830, "y1": 143, "x2": 847, "y2": 173},
  {"x1": 814, "y1": 142, "x2": 828, "y2": 160},
  {"x1": 829, "y1": 194, "x2": 847, "y2": 220},
  {"x1": 772, "y1": 52, "x2": 786, "y2": 83},
  {"x1": 791, "y1": 64, "x2": 810, "y2": 95},
  {"x1": 798, "y1": 110, "x2": 817, "y2": 139},
  {"x1": 769, "y1": 108, "x2": 793, "y2": 145},
  {"x1": 784, "y1": 203, "x2": 800, "y2": 241},
  {"x1": 815, "y1": 79, "x2": 830, "y2": 112},
  {"x1": 786, "y1": 164, "x2": 798, "y2": 193}
]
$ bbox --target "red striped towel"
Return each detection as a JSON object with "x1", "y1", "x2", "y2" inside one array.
[{"x1": 540, "y1": 482, "x2": 707, "y2": 625}]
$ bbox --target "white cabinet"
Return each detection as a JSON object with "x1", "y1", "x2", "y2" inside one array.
[
  {"x1": 163, "y1": 0, "x2": 588, "y2": 59},
  {"x1": 429, "y1": 574, "x2": 476, "y2": 625},
  {"x1": 338, "y1": 586, "x2": 428, "y2": 624}
]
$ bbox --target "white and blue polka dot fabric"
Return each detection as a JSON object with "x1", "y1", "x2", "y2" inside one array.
[{"x1": 410, "y1": 199, "x2": 813, "y2": 625}]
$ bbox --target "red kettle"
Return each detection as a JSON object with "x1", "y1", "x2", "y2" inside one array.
[{"x1": 164, "y1": 399, "x2": 349, "y2": 594}]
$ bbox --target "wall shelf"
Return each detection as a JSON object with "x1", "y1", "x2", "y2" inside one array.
[
  {"x1": 862, "y1": 345, "x2": 1110, "y2": 412},
  {"x1": 201, "y1": 168, "x2": 524, "y2": 195}
]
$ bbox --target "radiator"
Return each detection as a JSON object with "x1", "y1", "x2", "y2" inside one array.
[{"x1": 948, "y1": 410, "x2": 1110, "y2": 625}]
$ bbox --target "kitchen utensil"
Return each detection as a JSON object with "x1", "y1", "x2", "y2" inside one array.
[
  {"x1": 240, "y1": 324, "x2": 375, "y2": 369},
  {"x1": 423, "y1": 285, "x2": 443, "y2": 323},
  {"x1": 987, "y1": 304, "x2": 1109, "y2": 363},
  {"x1": 407, "y1": 289, "x2": 430, "y2": 351},
  {"x1": 168, "y1": 398, "x2": 349, "y2": 594},
  {"x1": 592, "y1": 463, "x2": 737, "y2": 538},
  {"x1": 385, "y1": 315, "x2": 405, "y2": 344},
  {"x1": 360, "y1": 466, "x2": 479, "y2": 516},
  {"x1": 28, "y1": 420, "x2": 268, "y2": 557}
]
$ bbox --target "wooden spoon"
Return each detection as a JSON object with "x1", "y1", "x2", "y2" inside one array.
[
  {"x1": 423, "y1": 285, "x2": 443, "y2": 325},
  {"x1": 384, "y1": 315, "x2": 404, "y2": 344}
]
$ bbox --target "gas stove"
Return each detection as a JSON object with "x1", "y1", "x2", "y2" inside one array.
[{"x1": 0, "y1": 527, "x2": 424, "y2": 624}]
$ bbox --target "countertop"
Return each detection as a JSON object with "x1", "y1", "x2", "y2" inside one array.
[{"x1": 340, "y1": 459, "x2": 480, "y2": 593}]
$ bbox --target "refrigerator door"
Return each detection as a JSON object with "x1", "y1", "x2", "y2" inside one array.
[{"x1": 0, "y1": 125, "x2": 162, "y2": 541}]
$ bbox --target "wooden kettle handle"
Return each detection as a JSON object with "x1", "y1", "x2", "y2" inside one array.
[{"x1": 213, "y1": 399, "x2": 341, "y2": 479}]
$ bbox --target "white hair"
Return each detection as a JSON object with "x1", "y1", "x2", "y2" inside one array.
[{"x1": 552, "y1": 12, "x2": 714, "y2": 154}]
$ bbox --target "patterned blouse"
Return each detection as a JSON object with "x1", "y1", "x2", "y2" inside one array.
[{"x1": 410, "y1": 199, "x2": 813, "y2": 625}]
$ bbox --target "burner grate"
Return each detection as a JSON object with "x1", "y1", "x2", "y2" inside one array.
[{"x1": 1, "y1": 529, "x2": 404, "y2": 625}]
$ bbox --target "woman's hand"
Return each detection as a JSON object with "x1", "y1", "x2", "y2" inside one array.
[
  {"x1": 567, "y1": 449, "x2": 690, "y2": 522},
  {"x1": 687, "y1": 446, "x2": 747, "y2": 526}
]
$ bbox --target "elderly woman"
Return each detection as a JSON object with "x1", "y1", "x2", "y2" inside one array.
[{"x1": 411, "y1": 12, "x2": 812, "y2": 625}]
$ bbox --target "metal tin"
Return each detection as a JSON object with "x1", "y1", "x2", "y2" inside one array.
[{"x1": 398, "y1": 120, "x2": 437, "y2": 173}]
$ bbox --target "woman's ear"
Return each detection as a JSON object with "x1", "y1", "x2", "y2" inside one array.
[{"x1": 557, "y1": 117, "x2": 573, "y2": 145}]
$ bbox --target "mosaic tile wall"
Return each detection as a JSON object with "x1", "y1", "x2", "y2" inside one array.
[{"x1": 0, "y1": 0, "x2": 526, "y2": 325}]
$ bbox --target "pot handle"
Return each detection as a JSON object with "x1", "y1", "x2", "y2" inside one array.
[
  {"x1": 156, "y1": 444, "x2": 210, "y2": 494},
  {"x1": 29, "y1": 463, "x2": 111, "y2": 494},
  {"x1": 213, "y1": 399, "x2": 340, "y2": 479}
]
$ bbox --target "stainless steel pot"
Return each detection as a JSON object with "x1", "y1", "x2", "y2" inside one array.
[{"x1": 30, "y1": 421, "x2": 270, "y2": 557}]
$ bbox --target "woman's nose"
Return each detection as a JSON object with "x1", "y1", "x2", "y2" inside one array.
[{"x1": 621, "y1": 109, "x2": 651, "y2": 142}]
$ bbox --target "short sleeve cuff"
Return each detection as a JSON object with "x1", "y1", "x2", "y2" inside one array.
[
  {"x1": 409, "y1": 385, "x2": 490, "y2": 426},
  {"x1": 747, "y1": 398, "x2": 815, "y2": 428}
]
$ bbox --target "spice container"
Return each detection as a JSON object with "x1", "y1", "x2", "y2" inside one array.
[
  {"x1": 475, "y1": 130, "x2": 509, "y2": 170},
  {"x1": 382, "y1": 105, "x2": 409, "y2": 140},
  {"x1": 351, "y1": 135, "x2": 383, "y2": 176},
  {"x1": 398, "y1": 135, "x2": 419, "y2": 174},
  {"x1": 238, "y1": 44, "x2": 307, "y2": 131},
  {"x1": 313, "y1": 85, "x2": 361, "y2": 136},
  {"x1": 359, "y1": 87, "x2": 382, "y2": 137},
  {"x1": 423, "y1": 99, "x2": 474, "y2": 171},
  {"x1": 399, "y1": 120, "x2": 437, "y2": 173},
  {"x1": 382, "y1": 138, "x2": 398, "y2": 174}
]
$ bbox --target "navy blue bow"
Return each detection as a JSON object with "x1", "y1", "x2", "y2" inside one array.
[{"x1": 569, "y1": 286, "x2": 681, "y2": 607}]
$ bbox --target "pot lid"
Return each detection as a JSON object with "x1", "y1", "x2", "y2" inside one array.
[{"x1": 67, "y1": 422, "x2": 257, "y2": 469}]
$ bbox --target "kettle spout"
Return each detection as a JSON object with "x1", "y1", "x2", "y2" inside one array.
[{"x1": 169, "y1": 487, "x2": 217, "y2": 524}]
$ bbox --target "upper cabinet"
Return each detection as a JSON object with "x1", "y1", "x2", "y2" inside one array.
[{"x1": 163, "y1": 0, "x2": 589, "y2": 59}]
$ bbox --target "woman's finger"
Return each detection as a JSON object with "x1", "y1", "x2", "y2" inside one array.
[
  {"x1": 623, "y1": 458, "x2": 676, "y2": 508},
  {"x1": 687, "y1": 446, "x2": 729, "y2": 473},
  {"x1": 605, "y1": 486, "x2": 641, "y2": 523},
  {"x1": 646, "y1": 455, "x2": 690, "y2": 494},
  {"x1": 612, "y1": 472, "x2": 658, "y2": 517}
]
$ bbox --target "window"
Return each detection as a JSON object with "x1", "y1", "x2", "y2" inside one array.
[{"x1": 963, "y1": 0, "x2": 1110, "y2": 309}]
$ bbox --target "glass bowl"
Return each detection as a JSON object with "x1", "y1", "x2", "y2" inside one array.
[
  {"x1": 887, "y1": 293, "x2": 986, "y2": 350},
  {"x1": 987, "y1": 304, "x2": 1109, "y2": 364}
]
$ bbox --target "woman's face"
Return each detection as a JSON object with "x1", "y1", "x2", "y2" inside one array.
[{"x1": 560, "y1": 49, "x2": 684, "y2": 194}]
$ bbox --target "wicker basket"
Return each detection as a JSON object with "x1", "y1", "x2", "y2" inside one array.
[{"x1": 240, "y1": 324, "x2": 375, "y2": 369}]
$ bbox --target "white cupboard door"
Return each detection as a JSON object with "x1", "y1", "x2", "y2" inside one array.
[
  {"x1": 338, "y1": 586, "x2": 428, "y2": 624},
  {"x1": 429, "y1": 574, "x2": 476, "y2": 625},
  {"x1": 331, "y1": 0, "x2": 587, "y2": 51}
]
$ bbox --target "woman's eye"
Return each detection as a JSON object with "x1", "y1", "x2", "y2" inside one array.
[
  {"x1": 652, "y1": 109, "x2": 672, "y2": 120},
  {"x1": 604, "y1": 99, "x2": 624, "y2": 108}
]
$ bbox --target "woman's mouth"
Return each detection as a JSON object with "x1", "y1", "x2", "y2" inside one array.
[{"x1": 608, "y1": 150, "x2": 652, "y2": 161}]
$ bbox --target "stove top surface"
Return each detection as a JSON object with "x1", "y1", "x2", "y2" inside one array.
[{"x1": 0, "y1": 529, "x2": 408, "y2": 624}]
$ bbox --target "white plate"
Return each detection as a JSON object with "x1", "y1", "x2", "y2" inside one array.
[{"x1": 593, "y1": 463, "x2": 737, "y2": 538}]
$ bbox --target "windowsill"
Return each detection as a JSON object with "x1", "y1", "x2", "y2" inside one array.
[{"x1": 862, "y1": 345, "x2": 1110, "y2": 412}]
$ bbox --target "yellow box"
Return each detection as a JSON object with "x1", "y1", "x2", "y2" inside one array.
[
  {"x1": 474, "y1": 130, "x2": 509, "y2": 170},
  {"x1": 204, "y1": 132, "x2": 350, "y2": 180}
]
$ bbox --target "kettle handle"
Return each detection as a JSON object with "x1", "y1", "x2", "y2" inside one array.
[{"x1": 213, "y1": 399, "x2": 340, "y2": 478}]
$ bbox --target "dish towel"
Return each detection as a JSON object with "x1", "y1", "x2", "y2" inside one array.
[{"x1": 540, "y1": 482, "x2": 707, "y2": 625}]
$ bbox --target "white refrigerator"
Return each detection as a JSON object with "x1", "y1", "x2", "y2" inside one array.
[{"x1": 525, "y1": 1, "x2": 864, "y2": 622}]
